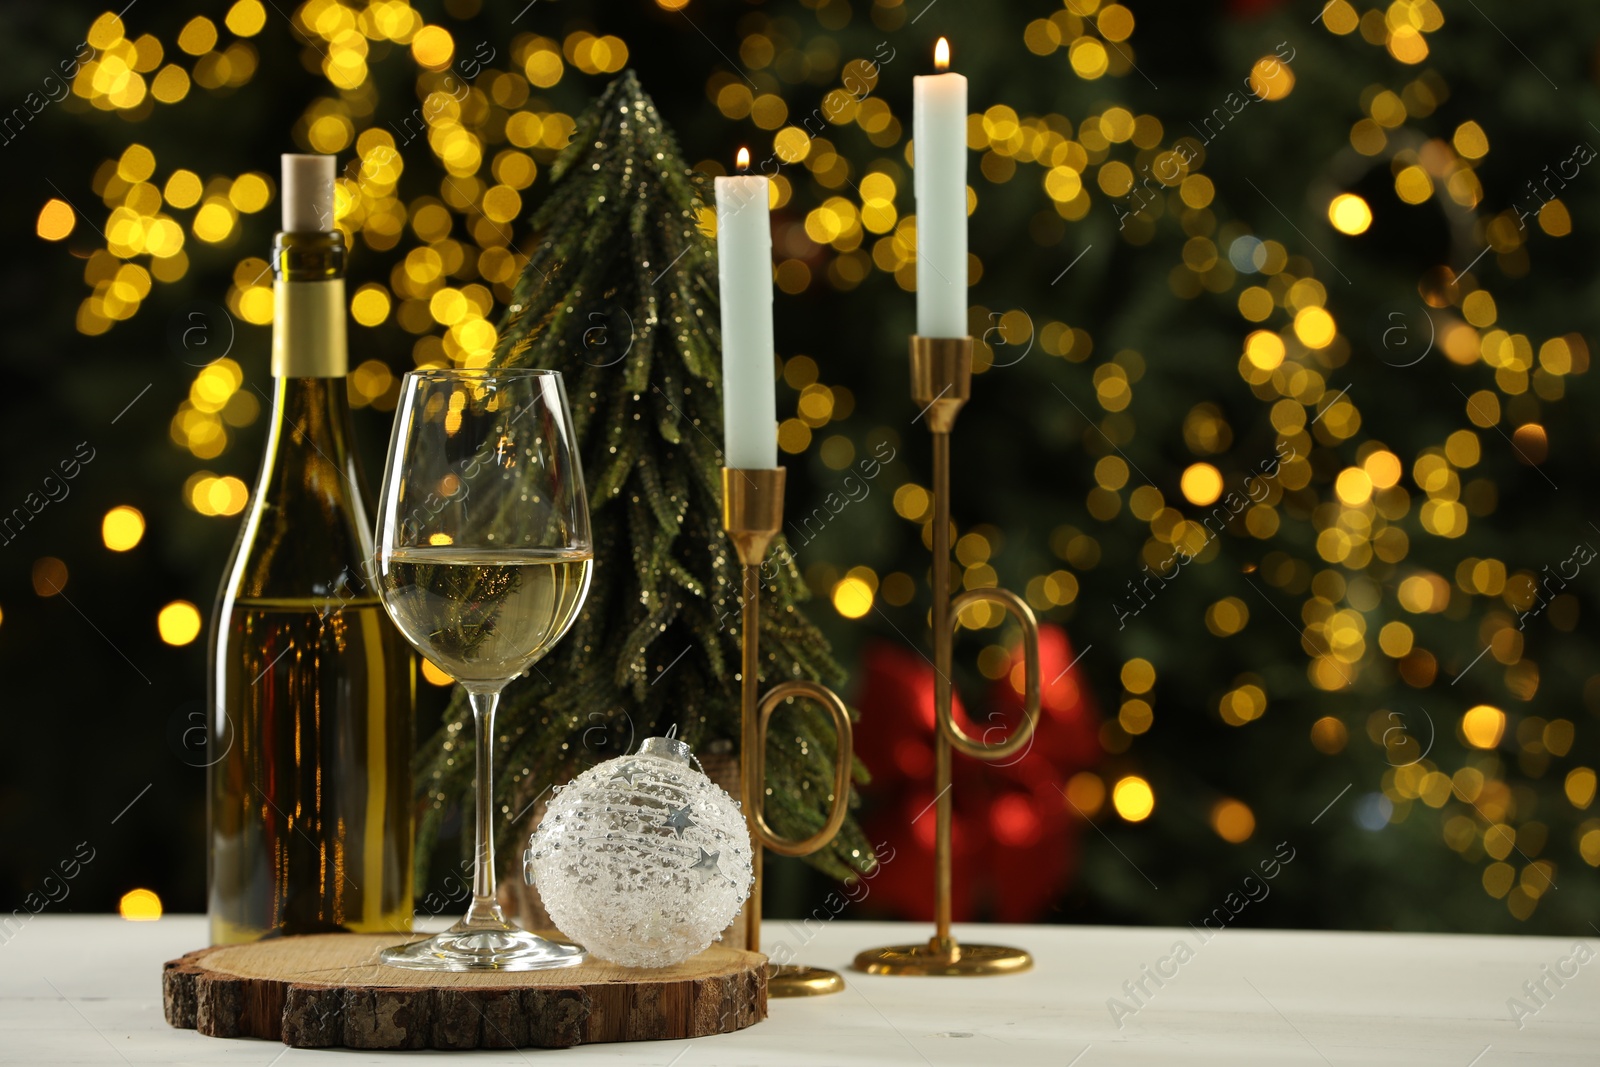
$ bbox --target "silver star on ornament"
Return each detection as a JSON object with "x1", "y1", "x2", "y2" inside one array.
[
  {"x1": 665, "y1": 805, "x2": 695, "y2": 837},
  {"x1": 610, "y1": 762, "x2": 640, "y2": 786},
  {"x1": 689, "y1": 847, "x2": 722, "y2": 883}
]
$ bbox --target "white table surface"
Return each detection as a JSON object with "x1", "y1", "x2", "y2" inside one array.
[{"x1": 1, "y1": 916, "x2": 1594, "y2": 1065}]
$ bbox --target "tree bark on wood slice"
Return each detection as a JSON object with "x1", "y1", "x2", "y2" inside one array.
[{"x1": 163, "y1": 932, "x2": 766, "y2": 1049}]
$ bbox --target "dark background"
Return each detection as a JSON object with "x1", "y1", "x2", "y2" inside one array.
[{"x1": 4, "y1": 0, "x2": 1599, "y2": 936}]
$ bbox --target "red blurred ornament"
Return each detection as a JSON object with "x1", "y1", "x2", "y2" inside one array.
[{"x1": 853, "y1": 625, "x2": 1100, "y2": 922}]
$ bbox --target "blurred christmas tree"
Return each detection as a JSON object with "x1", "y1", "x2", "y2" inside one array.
[
  {"x1": 796, "y1": 0, "x2": 1600, "y2": 934},
  {"x1": 6, "y1": 0, "x2": 1599, "y2": 935},
  {"x1": 413, "y1": 69, "x2": 874, "y2": 883}
]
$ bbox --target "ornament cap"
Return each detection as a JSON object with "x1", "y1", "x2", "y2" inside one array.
[{"x1": 639, "y1": 735, "x2": 692, "y2": 765}]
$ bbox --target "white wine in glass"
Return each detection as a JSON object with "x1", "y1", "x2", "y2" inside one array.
[
  {"x1": 374, "y1": 368, "x2": 593, "y2": 971},
  {"x1": 380, "y1": 548, "x2": 592, "y2": 690}
]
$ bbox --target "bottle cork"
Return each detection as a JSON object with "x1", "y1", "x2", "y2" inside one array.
[{"x1": 281, "y1": 153, "x2": 335, "y2": 233}]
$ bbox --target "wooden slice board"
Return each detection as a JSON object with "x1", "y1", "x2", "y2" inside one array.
[{"x1": 163, "y1": 933, "x2": 767, "y2": 1050}]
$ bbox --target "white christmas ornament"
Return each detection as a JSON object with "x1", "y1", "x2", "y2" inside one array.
[{"x1": 524, "y1": 732, "x2": 754, "y2": 968}]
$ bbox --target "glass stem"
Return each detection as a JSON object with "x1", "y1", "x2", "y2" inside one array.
[{"x1": 462, "y1": 688, "x2": 508, "y2": 930}]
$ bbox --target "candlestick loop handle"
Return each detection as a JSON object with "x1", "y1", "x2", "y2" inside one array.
[
  {"x1": 751, "y1": 679, "x2": 854, "y2": 858},
  {"x1": 941, "y1": 587, "x2": 1041, "y2": 762}
]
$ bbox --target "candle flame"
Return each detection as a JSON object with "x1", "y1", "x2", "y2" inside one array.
[
  {"x1": 934, "y1": 37, "x2": 950, "y2": 71},
  {"x1": 736, "y1": 147, "x2": 750, "y2": 173}
]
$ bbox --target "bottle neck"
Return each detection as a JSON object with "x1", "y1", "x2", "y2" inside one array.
[
  {"x1": 263, "y1": 227, "x2": 353, "y2": 461},
  {"x1": 271, "y1": 229, "x2": 348, "y2": 378},
  {"x1": 272, "y1": 278, "x2": 347, "y2": 379},
  {"x1": 227, "y1": 226, "x2": 374, "y2": 607},
  {"x1": 262, "y1": 376, "x2": 355, "y2": 463},
  {"x1": 249, "y1": 369, "x2": 372, "y2": 603}
]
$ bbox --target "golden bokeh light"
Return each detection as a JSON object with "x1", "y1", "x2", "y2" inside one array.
[
  {"x1": 1328, "y1": 193, "x2": 1372, "y2": 235},
  {"x1": 1462, "y1": 705, "x2": 1506, "y2": 750},
  {"x1": 1112, "y1": 776, "x2": 1155, "y2": 822},
  {"x1": 1363, "y1": 449, "x2": 1403, "y2": 488},
  {"x1": 151, "y1": 64, "x2": 191, "y2": 104},
  {"x1": 118, "y1": 144, "x2": 156, "y2": 183},
  {"x1": 778, "y1": 417, "x2": 811, "y2": 454},
  {"x1": 1119, "y1": 699, "x2": 1154, "y2": 735},
  {"x1": 86, "y1": 11, "x2": 123, "y2": 49},
  {"x1": 1180, "y1": 462, "x2": 1224, "y2": 506},
  {"x1": 1394, "y1": 165, "x2": 1433, "y2": 205},
  {"x1": 36, "y1": 199, "x2": 76, "y2": 241},
  {"x1": 421, "y1": 658, "x2": 454, "y2": 687},
  {"x1": 177, "y1": 16, "x2": 217, "y2": 57},
  {"x1": 351, "y1": 285, "x2": 392, "y2": 327},
  {"x1": 164, "y1": 169, "x2": 203, "y2": 209},
  {"x1": 193, "y1": 201, "x2": 236, "y2": 243},
  {"x1": 1334, "y1": 467, "x2": 1373, "y2": 506},
  {"x1": 1064, "y1": 771, "x2": 1106, "y2": 817},
  {"x1": 350, "y1": 359, "x2": 394, "y2": 405},
  {"x1": 1378, "y1": 621, "x2": 1414, "y2": 657},
  {"x1": 1398, "y1": 573, "x2": 1449, "y2": 613},
  {"x1": 119, "y1": 888, "x2": 163, "y2": 921},
  {"x1": 1566, "y1": 768, "x2": 1597, "y2": 810},
  {"x1": 1247, "y1": 56, "x2": 1294, "y2": 101},
  {"x1": 228, "y1": 173, "x2": 271, "y2": 213},
  {"x1": 1120, "y1": 657, "x2": 1155, "y2": 694},
  {"x1": 411, "y1": 25, "x2": 455, "y2": 70},
  {"x1": 894, "y1": 483, "x2": 932, "y2": 522},
  {"x1": 1219, "y1": 683, "x2": 1268, "y2": 725},
  {"x1": 225, "y1": 0, "x2": 267, "y2": 37},
  {"x1": 1511, "y1": 423, "x2": 1548, "y2": 465},
  {"x1": 102, "y1": 506, "x2": 146, "y2": 552},
  {"x1": 1453, "y1": 120, "x2": 1489, "y2": 159},
  {"x1": 1244, "y1": 330, "x2": 1285, "y2": 370},
  {"x1": 1310, "y1": 715, "x2": 1348, "y2": 754},
  {"x1": 1205, "y1": 596, "x2": 1249, "y2": 637},
  {"x1": 1293, "y1": 306, "x2": 1336, "y2": 348},
  {"x1": 1387, "y1": 26, "x2": 1429, "y2": 65},
  {"x1": 482, "y1": 185, "x2": 523, "y2": 224},
  {"x1": 158, "y1": 601, "x2": 203, "y2": 645},
  {"x1": 32, "y1": 557, "x2": 68, "y2": 597},
  {"x1": 1070, "y1": 37, "x2": 1109, "y2": 80},
  {"x1": 832, "y1": 574, "x2": 874, "y2": 619},
  {"x1": 1099, "y1": 5, "x2": 1135, "y2": 42},
  {"x1": 1210, "y1": 798, "x2": 1255, "y2": 842}
]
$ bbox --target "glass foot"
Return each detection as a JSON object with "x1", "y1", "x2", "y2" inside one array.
[{"x1": 380, "y1": 927, "x2": 586, "y2": 972}]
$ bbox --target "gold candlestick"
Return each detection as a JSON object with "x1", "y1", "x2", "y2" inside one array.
[
  {"x1": 853, "y1": 335, "x2": 1043, "y2": 977},
  {"x1": 721, "y1": 467, "x2": 856, "y2": 997}
]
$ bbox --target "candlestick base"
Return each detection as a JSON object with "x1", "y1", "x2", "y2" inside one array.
[
  {"x1": 767, "y1": 963, "x2": 846, "y2": 997},
  {"x1": 852, "y1": 938, "x2": 1032, "y2": 977},
  {"x1": 721, "y1": 464, "x2": 854, "y2": 999}
]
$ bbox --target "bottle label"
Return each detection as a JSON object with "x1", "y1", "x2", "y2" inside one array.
[{"x1": 272, "y1": 279, "x2": 348, "y2": 378}]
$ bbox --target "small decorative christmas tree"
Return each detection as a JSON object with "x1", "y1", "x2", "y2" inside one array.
[{"x1": 414, "y1": 71, "x2": 873, "y2": 885}]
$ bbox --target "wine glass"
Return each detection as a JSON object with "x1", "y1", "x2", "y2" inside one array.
[{"x1": 373, "y1": 367, "x2": 592, "y2": 971}]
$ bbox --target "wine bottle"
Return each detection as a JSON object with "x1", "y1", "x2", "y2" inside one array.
[{"x1": 207, "y1": 154, "x2": 414, "y2": 944}]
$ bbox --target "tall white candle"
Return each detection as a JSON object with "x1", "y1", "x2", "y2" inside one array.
[
  {"x1": 913, "y1": 38, "x2": 969, "y2": 339},
  {"x1": 714, "y1": 150, "x2": 777, "y2": 470}
]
